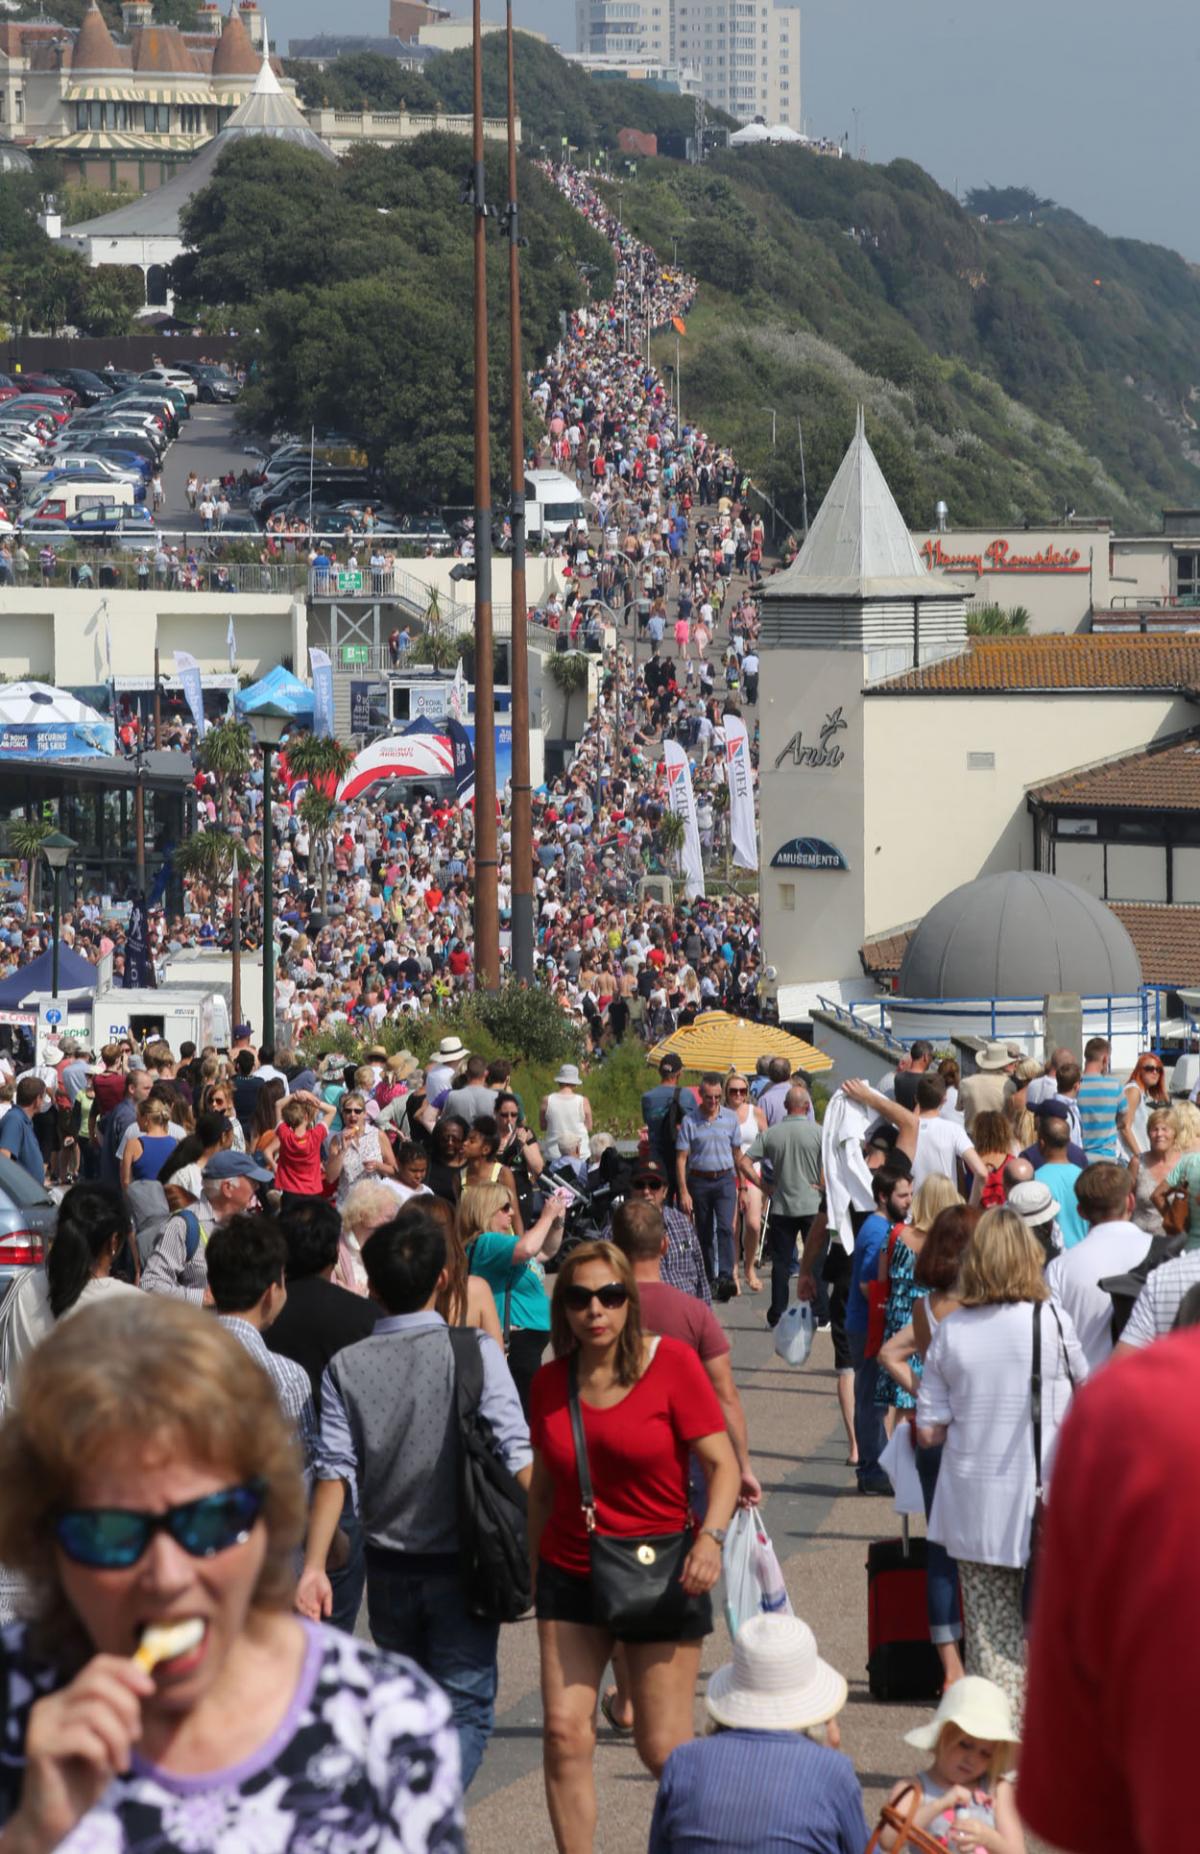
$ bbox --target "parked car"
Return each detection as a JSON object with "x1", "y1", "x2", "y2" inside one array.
[
  {"x1": 398, "y1": 513, "x2": 453, "y2": 555},
  {"x1": 46, "y1": 368, "x2": 117, "y2": 405},
  {"x1": 179, "y1": 362, "x2": 240, "y2": 404},
  {"x1": 139, "y1": 366, "x2": 198, "y2": 403},
  {"x1": 17, "y1": 375, "x2": 78, "y2": 405},
  {"x1": 0, "y1": 1155, "x2": 57, "y2": 1305}
]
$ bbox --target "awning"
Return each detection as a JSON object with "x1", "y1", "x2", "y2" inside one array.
[
  {"x1": 42, "y1": 130, "x2": 196, "y2": 150},
  {"x1": 66, "y1": 83, "x2": 145, "y2": 101}
]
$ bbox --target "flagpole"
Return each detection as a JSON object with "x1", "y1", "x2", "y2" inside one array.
[
  {"x1": 506, "y1": 0, "x2": 533, "y2": 987},
  {"x1": 470, "y1": 0, "x2": 500, "y2": 990}
]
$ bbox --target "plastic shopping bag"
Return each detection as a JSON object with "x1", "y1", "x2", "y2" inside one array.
[
  {"x1": 722, "y1": 1508, "x2": 794, "y2": 1636},
  {"x1": 773, "y1": 1301, "x2": 815, "y2": 1366},
  {"x1": 878, "y1": 1418, "x2": 925, "y2": 1518}
]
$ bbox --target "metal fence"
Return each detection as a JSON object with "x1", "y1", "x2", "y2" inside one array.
[{"x1": 3, "y1": 551, "x2": 307, "y2": 595}]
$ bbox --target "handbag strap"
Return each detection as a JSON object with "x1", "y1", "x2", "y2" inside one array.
[
  {"x1": 1031, "y1": 1300, "x2": 1044, "y2": 1499},
  {"x1": 567, "y1": 1354, "x2": 598, "y2": 1534}
]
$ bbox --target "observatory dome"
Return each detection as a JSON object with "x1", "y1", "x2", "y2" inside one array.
[{"x1": 898, "y1": 871, "x2": 1143, "y2": 1001}]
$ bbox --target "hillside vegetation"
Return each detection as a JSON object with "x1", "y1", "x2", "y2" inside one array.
[{"x1": 616, "y1": 150, "x2": 1200, "y2": 531}]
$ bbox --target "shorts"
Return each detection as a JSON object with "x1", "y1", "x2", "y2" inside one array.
[
  {"x1": 822, "y1": 1240, "x2": 853, "y2": 1373},
  {"x1": 535, "y1": 1555, "x2": 713, "y2": 1642}
]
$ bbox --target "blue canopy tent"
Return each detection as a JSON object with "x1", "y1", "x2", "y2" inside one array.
[
  {"x1": 0, "y1": 944, "x2": 98, "y2": 1013},
  {"x1": 235, "y1": 667, "x2": 315, "y2": 724}
]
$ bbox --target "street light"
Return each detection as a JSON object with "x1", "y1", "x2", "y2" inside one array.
[
  {"x1": 42, "y1": 830, "x2": 76, "y2": 1001},
  {"x1": 250, "y1": 703, "x2": 291, "y2": 1052},
  {"x1": 761, "y1": 406, "x2": 777, "y2": 448}
]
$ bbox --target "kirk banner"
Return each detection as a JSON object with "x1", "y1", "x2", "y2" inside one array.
[
  {"x1": 309, "y1": 648, "x2": 334, "y2": 740},
  {"x1": 123, "y1": 895, "x2": 155, "y2": 989},
  {"x1": 724, "y1": 714, "x2": 758, "y2": 870},
  {"x1": 173, "y1": 650, "x2": 206, "y2": 739},
  {"x1": 663, "y1": 738, "x2": 706, "y2": 900}
]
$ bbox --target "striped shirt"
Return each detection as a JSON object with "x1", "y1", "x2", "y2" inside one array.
[
  {"x1": 650, "y1": 1729, "x2": 869, "y2": 1853},
  {"x1": 677, "y1": 1106, "x2": 740, "y2": 1173},
  {"x1": 1076, "y1": 1073, "x2": 1127, "y2": 1161},
  {"x1": 1120, "y1": 1251, "x2": 1200, "y2": 1349},
  {"x1": 219, "y1": 1315, "x2": 318, "y2": 1477}
]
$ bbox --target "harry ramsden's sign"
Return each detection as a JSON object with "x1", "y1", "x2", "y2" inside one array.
[
  {"x1": 774, "y1": 706, "x2": 848, "y2": 771},
  {"x1": 921, "y1": 537, "x2": 1088, "y2": 577}
]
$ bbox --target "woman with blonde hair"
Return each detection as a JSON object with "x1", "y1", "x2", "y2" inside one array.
[
  {"x1": 0, "y1": 1297, "x2": 461, "y2": 1849},
  {"x1": 916, "y1": 1207, "x2": 1086, "y2": 1726},
  {"x1": 459, "y1": 1180, "x2": 565, "y2": 1411},
  {"x1": 1003, "y1": 1059, "x2": 1041, "y2": 1155},
  {"x1": 724, "y1": 1071, "x2": 766, "y2": 1293},
  {"x1": 337, "y1": 1176, "x2": 402, "y2": 1293},
  {"x1": 1151, "y1": 1099, "x2": 1200, "y2": 1247},
  {"x1": 1128, "y1": 1105, "x2": 1181, "y2": 1235}
]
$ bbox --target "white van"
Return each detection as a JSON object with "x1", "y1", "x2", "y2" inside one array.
[
  {"x1": 23, "y1": 480, "x2": 135, "y2": 521},
  {"x1": 524, "y1": 469, "x2": 589, "y2": 542}
]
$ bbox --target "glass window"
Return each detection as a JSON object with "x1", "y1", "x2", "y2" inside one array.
[{"x1": 1178, "y1": 552, "x2": 1200, "y2": 602}]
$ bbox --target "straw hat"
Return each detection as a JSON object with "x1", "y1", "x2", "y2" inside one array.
[
  {"x1": 975, "y1": 1042, "x2": 1013, "y2": 1072},
  {"x1": 903, "y1": 1677, "x2": 1019, "y2": 1752},
  {"x1": 706, "y1": 1614, "x2": 847, "y2": 1732},
  {"x1": 436, "y1": 1035, "x2": 470, "y2": 1061},
  {"x1": 386, "y1": 1050, "x2": 419, "y2": 1080},
  {"x1": 1007, "y1": 1179, "x2": 1060, "y2": 1226}
]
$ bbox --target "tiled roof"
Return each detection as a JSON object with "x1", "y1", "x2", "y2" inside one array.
[
  {"x1": 1028, "y1": 735, "x2": 1200, "y2": 811},
  {"x1": 1108, "y1": 904, "x2": 1200, "y2": 987},
  {"x1": 870, "y1": 635, "x2": 1200, "y2": 694},
  {"x1": 862, "y1": 904, "x2": 1200, "y2": 988},
  {"x1": 130, "y1": 24, "x2": 197, "y2": 71},
  {"x1": 212, "y1": 4, "x2": 258, "y2": 75}
]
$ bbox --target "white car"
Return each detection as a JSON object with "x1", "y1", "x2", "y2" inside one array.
[{"x1": 139, "y1": 367, "x2": 198, "y2": 403}]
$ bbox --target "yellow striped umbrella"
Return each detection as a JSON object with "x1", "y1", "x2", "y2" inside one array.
[{"x1": 647, "y1": 1011, "x2": 833, "y2": 1076}]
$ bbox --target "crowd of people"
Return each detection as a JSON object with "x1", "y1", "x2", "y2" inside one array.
[{"x1": 0, "y1": 1009, "x2": 1185, "y2": 1852}]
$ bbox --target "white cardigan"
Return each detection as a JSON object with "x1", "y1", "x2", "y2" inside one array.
[{"x1": 917, "y1": 1300, "x2": 1087, "y2": 1568}]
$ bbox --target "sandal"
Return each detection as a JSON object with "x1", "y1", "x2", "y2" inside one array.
[{"x1": 600, "y1": 1689, "x2": 634, "y2": 1734}]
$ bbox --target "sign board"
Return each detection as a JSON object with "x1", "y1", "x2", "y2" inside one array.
[
  {"x1": 0, "y1": 1010, "x2": 35, "y2": 1028},
  {"x1": 773, "y1": 706, "x2": 848, "y2": 771},
  {"x1": 770, "y1": 837, "x2": 849, "y2": 871},
  {"x1": 921, "y1": 537, "x2": 1089, "y2": 577},
  {"x1": 335, "y1": 571, "x2": 364, "y2": 593},
  {"x1": 411, "y1": 684, "x2": 449, "y2": 719},
  {"x1": 340, "y1": 645, "x2": 371, "y2": 669},
  {"x1": 44, "y1": 1007, "x2": 62, "y2": 1026},
  {"x1": 350, "y1": 681, "x2": 389, "y2": 735}
]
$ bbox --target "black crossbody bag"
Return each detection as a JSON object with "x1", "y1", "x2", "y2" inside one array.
[
  {"x1": 1028, "y1": 1298, "x2": 1076, "y2": 1602},
  {"x1": 567, "y1": 1354, "x2": 701, "y2": 1640}
]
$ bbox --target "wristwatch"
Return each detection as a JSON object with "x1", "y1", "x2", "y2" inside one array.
[{"x1": 701, "y1": 1526, "x2": 727, "y2": 1545}]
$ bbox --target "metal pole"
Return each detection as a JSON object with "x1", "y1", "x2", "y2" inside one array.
[
  {"x1": 471, "y1": 0, "x2": 500, "y2": 990},
  {"x1": 675, "y1": 331, "x2": 681, "y2": 428},
  {"x1": 134, "y1": 746, "x2": 146, "y2": 898},
  {"x1": 261, "y1": 741, "x2": 275, "y2": 1047},
  {"x1": 797, "y1": 415, "x2": 809, "y2": 538},
  {"x1": 308, "y1": 423, "x2": 315, "y2": 526},
  {"x1": 51, "y1": 864, "x2": 61, "y2": 999},
  {"x1": 152, "y1": 646, "x2": 162, "y2": 749},
  {"x1": 229, "y1": 860, "x2": 242, "y2": 1040},
  {"x1": 506, "y1": 0, "x2": 533, "y2": 986}
]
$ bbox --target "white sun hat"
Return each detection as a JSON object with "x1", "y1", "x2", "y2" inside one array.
[
  {"x1": 903, "y1": 1676, "x2": 1019, "y2": 1752},
  {"x1": 706, "y1": 1614, "x2": 847, "y2": 1732}
]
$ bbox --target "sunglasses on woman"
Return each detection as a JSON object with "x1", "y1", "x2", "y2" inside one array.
[
  {"x1": 55, "y1": 1479, "x2": 267, "y2": 1570},
  {"x1": 342, "y1": 1109, "x2": 363, "y2": 1120},
  {"x1": 563, "y1": 1282, "x2": 629, "y2": 1312}
]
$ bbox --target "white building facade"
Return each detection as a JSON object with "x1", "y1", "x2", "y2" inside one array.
[{"x1": 576, "y1": 0, "x2": 800, "y2": 128}]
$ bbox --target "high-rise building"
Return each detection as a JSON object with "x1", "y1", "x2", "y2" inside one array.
[
  {"x1": 673, "y1": 0, "x2": 800, "y2": 129},
  {"x1": 574, "y1": 0, "x2": 672, "y2": 67}
]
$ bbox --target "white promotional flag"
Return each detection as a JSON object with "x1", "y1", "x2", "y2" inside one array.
[
  {"x1": 173, "y1": 649, "x2": 207, "y2": 739},
  {"x1": 724, "y1": 713, "x2": 758, "y2": 870},
  {"x1": 663, "y1": 738, "x2": 706, "y2": 900}
]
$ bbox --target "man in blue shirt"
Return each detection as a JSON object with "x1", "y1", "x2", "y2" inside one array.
[
  {"x1": 845, "y1": 1163, "x2": 912, "y2": 1494},
  {"x1": 677, "y1": 1072, "x2": 743, "y2": 1298},
  {"x1": 0, "y1": 1075, "x2": 47, "y2": 1183}
]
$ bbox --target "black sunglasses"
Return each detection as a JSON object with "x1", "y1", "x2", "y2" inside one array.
[
  {"x1": 55, "y1": 1479, "x2": 267, "y2": 1570},
  {"x1": 632, "y1": 1178, "x2": 665, "y2": 1192},
  {"x1": 563, "y1": 1282, "x2": 629, "y2": 1312}
]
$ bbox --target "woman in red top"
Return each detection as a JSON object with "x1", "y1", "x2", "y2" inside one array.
[{"x1": 529, "y1": 1242, "x2": 739, "y2": 1854}]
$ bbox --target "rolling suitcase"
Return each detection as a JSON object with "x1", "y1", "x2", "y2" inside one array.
[{"x1": 866, "y1": 1516, "x2": 943, "y2": 1702}]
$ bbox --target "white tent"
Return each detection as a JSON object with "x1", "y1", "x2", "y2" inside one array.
[
  {"x1": 764, "y1": 123, "x2": 805, "y2": 143},
  {"x1": 730, "y1": 122, "x2": 772, "y2": 146}
]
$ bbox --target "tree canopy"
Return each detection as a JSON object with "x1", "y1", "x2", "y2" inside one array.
[
  {"x1": 0, "y1": 172, "x2": 143, "y2": 335},
  {"x1": 174, "y1": 132, "x2": 612, "y2": 506}
]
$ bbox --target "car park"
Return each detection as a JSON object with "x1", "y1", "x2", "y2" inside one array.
[{"x1": 22, "y1": 503, "x2": 156, "y2": 544}]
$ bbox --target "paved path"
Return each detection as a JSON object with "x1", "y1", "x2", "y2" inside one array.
[
  {"x1": 465, "y1": 1287, "x2": 933, "y2": 1851},
  {"x1": 159, "y1": 404, "x2": 244, "y2": 529}
]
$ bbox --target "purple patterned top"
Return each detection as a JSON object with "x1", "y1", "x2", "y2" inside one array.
[{"x1": 0, "y1": 1618, "x2": 463, "y2": 1852}]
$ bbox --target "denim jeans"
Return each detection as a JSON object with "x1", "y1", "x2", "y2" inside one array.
[
  {"x1": 847, "y1": 1328, "x2": 888, "y2": 1485},
  {"x1": 914, "y1": 1441, "x2": 962, "y2": 1644},
  {"x1": 688, "y1": 1170, "x2": 737, "y2": 1280},
  {"x1": 328, "y1": 1493, "x2": 365, "y2": 1636},
  {"x1": 765, "y1": 1212, "x2": 813, "y2": 1327},
  {"x1": 365, "y1": 1550, "x2": 499, "y2": 1789}
]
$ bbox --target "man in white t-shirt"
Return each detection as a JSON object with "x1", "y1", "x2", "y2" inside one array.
[
  {"x1": 847, "y1": 1073, "x2": 987, "y2": 1194},
  {"x1": 1047, "y1": 1161, "x2": 1148, "y2": 1373}
]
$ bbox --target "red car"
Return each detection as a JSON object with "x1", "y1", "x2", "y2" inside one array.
[{"x1": 18, "y1": 374, "x2": 78, "y2": 405}]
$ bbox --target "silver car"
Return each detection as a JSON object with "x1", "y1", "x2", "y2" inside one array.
[{"x1": 0, "y1": 1156, "x2": 57, "y2": 1303}]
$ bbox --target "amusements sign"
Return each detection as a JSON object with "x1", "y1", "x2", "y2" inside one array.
[
  {"x1": 771, "y1": 838, "x2": 849, "y2": 871},
  {"x1": 921, "y1": 538, "x2": 1089, "y2": 576}
]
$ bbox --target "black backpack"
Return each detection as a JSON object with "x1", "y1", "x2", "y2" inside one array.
[
  {"x1": 1100, "y1": 1228, "x2": 1189, "y2": 1342},
  {"x1": 446, "y1": 1328, "x2": 532, "y2": 1624}
]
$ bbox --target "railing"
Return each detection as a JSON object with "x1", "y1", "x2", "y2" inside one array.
[
  {"x1": 826, "y1": 990, "x2": 1177, "y2": 1054},
  {"x1": 0, "y1": 551, "x2": 307, "y2": 595}
]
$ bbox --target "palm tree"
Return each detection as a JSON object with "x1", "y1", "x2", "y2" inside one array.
[
  {"x1": 658, "y1": 809, "x2": 687, "y2": 877},
  {"x1": 6, "y1": 819, "x2": 52, "y2": 916},
  {"x1": 197, "y1": 719, "x2": 253, "y2": 827},
  {"x1": 410, "y1": 626, "x2": 463, "y2": 671},
  {"x1": 286, "y1": 732, "x2": 355, "y2": 919},
  {"x1": 174, "y1": 829, "x2": 257, "y2": 1034}
]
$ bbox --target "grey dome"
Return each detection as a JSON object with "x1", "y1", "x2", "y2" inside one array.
[{"x1": 898, "y1": 871, "x2": 1143, "y2": 1000}]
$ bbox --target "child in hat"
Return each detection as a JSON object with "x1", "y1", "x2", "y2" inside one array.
[{"x1": 877, "y1": 1677, "x2": 1024, "y2": 1852}]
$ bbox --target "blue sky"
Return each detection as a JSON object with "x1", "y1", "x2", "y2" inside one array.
[{"x1": 281, "y1": 0, "x2": 1198, "y2": 259}]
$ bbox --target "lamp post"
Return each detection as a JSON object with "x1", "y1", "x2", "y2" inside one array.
[
  {"x1": 42, "y1": 830, "x2": 76, "y2": 1001},
  {"x1": 505, "y1": 0, "x2": 534, "y2": 987},
  {"x1": 762, "y1": 406, "x2": 777, "y2": 448},
  {"x1": 251, "y1": 703, "x2": 290, "y2": 1051}
]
